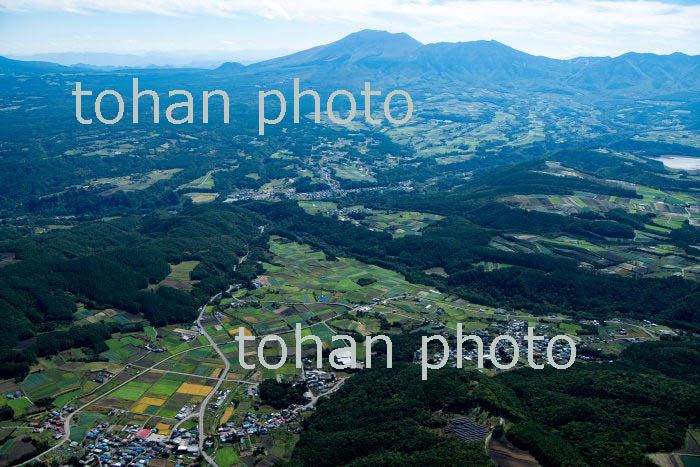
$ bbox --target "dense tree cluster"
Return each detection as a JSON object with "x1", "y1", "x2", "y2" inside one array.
[
  {"x1": 0, "y1": 204, "x2": 266, "y2": 378},
  {"x1": 291, "y1": 177, "x2": 331, "y2": 193},
  {"x1": 290, "y1": 337, "x2": 700, "y2": 467},
  {"x1": 290, "y1": 364, "x2": 498, "y2": 467},
  {"x1": 501, "y1": 338, "x2": 700, "y2": 466},
  {"x1": 259, "y1": 379, "x2": 308, "y2": 409}
]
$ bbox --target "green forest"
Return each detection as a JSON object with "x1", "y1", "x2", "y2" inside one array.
[
  {"x1": 0, "y1": 205, "x2": 267, "y2": 378},
  {"x1": 289, "y1": 337, "x2": 700, "y2": 467}
]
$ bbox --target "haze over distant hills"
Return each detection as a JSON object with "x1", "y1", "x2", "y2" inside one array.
[
  {"x1": 2, "y1": 29, "x2": 699, "y2": 96},
  {"x1": 5, "y1": 49, "x2": 296, "y2": 69}
]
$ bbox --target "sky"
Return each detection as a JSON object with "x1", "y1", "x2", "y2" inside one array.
[{"x1": 0, "y1": 0, "x2": 699, "y2": 61}]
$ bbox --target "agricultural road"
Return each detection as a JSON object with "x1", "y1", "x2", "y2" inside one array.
[{"x1": 196, "y1": 295, "x2": 232, "y2": 467}]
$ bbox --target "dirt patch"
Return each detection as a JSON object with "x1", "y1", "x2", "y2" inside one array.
[
  {"x1": 137, "y1": 372, "x2": 162, "y2": 384},
  {"x1": 137, "y1": 354, "x2": 161, "y2": 367},
  {"x1": 99, "y1": 398, "x2": 132, "y2": 410},
  {"x1": 280, "y1": 308, "x2": 297, "y2": 317},
  {"x1": 0, "y1": 380, "x2": 21, "y2": 395},
  {"x1": 1, "y1": 439, "x2": 39, "y2": 464},
  {"x1": 489, "y1": 436, "x2": 541, "y2": 467}
]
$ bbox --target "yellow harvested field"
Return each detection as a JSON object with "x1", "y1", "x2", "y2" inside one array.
[
  {"x1": 155, "y1": 423, "x2": 172, "y2": 436},
  {"x1": 131, "y1": 403, "x2": 150, "y2": 413},
  {"x1": 177, "y1": 383, "x2": 213, "y2": 396},
  {"x1": 131, "y1": 396, "x2": 167, "y2": 412},
  {"x1": 211, "y1": 368, "x2": 222, "y2": 378},
  {"x1": 220, "y1": 407, "x2": 235, "y2": 425},
  {"x1": 228, "y1": 326, "x2": 253, "y2": 336},
  {"x1": 139, "y1": 396, "x2": 166, "y2": 406}
]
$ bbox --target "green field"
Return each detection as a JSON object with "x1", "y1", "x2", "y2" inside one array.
[
  {"x1": 70, "y1": 411, "x2": 104, "y2": 442},
  {"x1": 21, "y1": 369, "x2": 80, "y2": 400},
  {"x1": 0, "y1": 438, "x2": 15, "y2": 456},
  {"x1": 145, "y1": 326, "x2": 158, "y2": 340},
  {"x1": 215, "y1": 447, "x2": 240, "y2": 466},
  {"x1": 310, "y1": 323, "x2": 335, "y2": 342},
  {"x1": 147, "y1": 378, "x2": 182, "y2": 398},
  {"x1": 7, "y1": 397, "x2": 32, "y2": 416},
  {"x1": 111, "y1": 381, "x2": 152, "y2": 401},
  {"x1": 52, "y1": 390, "x2": 81, "y2": 408}
]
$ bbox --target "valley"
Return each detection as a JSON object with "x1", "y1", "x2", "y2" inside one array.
[{"x1": 0, "y1": 29, "x2": 699, "y2": 467}]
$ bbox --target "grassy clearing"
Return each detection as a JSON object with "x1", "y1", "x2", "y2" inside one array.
[
  {"x1": 184, "y1": 192, "x2": 219, "y2": 204},
  {"x1": 178, "y1": 170, "x2": 215, "y2": 190},
  {"x1": 331, "y1": 164, "x2": 376, "y2": 183},
  {"x1": 157, "y1": 260, "x2": 200, "y2": 291},
  {"x1": 298, "y1": 201, "x2": 337, "y2": 215},
  {"x1": 90, "y1": 168, "x2": 181, "y2": 192}
]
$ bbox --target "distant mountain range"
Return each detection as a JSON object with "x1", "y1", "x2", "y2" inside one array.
[
  {"x1": 4, "y1": 50, "x2": 295, "y2": 69},
  {"x1": 3, "y1": 30, "x2": 699, "y2": 96},
  {"x1": 240, "y1": 30, "x2": 700, "y2": 95}
]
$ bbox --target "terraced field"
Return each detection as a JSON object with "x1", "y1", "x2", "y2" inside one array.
[
  {"x1": 499, "y1": 163, "x2": 700, "y2": 279},
  {"x1": 220, "y1": 237, "x2": 586, "y2": 360}
]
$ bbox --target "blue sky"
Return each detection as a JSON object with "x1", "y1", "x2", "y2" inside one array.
[{"x1": 1, "y1": 0, "x2": 699, "y2": 60}]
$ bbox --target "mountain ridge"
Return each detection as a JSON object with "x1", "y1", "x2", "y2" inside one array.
[
  {"x1": 3, "y1": 29, "x2": 699, "y2": 95},
  {"x1": 227, "y1": 30, "x2": 700, "y2": 94}
]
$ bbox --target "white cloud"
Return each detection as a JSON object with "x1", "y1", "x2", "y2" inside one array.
[
  {"x1": 0, "y1": 0, "x2": 696, "y2": 26},
  {"x1": 1, "y1": 0, "x2": 698, "y2": 57}
]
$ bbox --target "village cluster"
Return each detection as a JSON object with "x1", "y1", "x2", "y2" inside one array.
[
  {"x1": 216, "y1": 409, "x2": 299, "y2": 445},
  {"x1": 421, "y1": 320, "x2": 576, "y2": 376},
  {"x1": 47, "y1": 386, "x2": 309, "y2": 466}
]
